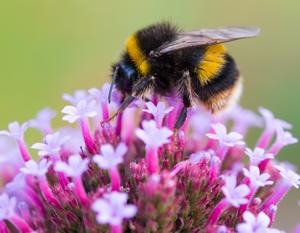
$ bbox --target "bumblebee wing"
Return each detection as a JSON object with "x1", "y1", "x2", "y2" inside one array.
[{"x1": 150, "y1": 27, "x2": 260, "y2": 56}]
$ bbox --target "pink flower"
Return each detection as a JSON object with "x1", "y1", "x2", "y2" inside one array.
[
  {"x1": 92, "y1": 192, "x2": 137, "y2": 226},
  {"x1": 55, "y1": 154, "x2": 89, "y2": 177},
  {"x1": 275, "y1": 165, "x2": 300, "y2": 188},
  {"x1": 143, "y1": 101, "x2": 173, "y2": 126},
  {"x1": 135, "y1": 120, "x2": 173, "y2": 148},
  {"x1": 20, "y1": 159, "x2": 52, "y2": 177},
  {"x1": 237, "y1": 211, "x2": 282, "y2": 233},
  {"x1": 259, "y1": 107, "x2": 292, "y2": 131},
  {"x1": 62, "y1": 100, "x2": 98, "y2": 123},
  {"x1": 63, "y1": 90, "x2": 89, "y2": 105},
  {"x1": 243, "y1": 166, "x2": 273, "y2": 188},
  {"x1": 93, "y1": 143, "x2": 127, "y2": 170},
  {"x1": 29, "y1": 108, "x2": 56, "y2": 134},
  {"x1": 275, "y1": 126, "x2": 298, "y2": 146},
  {"x1": 0, "y1": 122, "x2": 28, "y2": 140},
  {"x1": 207, "y1": 123, "x2": 245, "y2": 147},
  {"x1": 222, "y1": 175, "x2": 250, "y2": 207},
  {"x1": 245, "y1": 147, "x2": 274, "y2": 165},
  {"x1": 31, "y1": 132, "x2": 69, "y2": 158},
  {"x1": 0, "y1": 193, "x2": 16, "y2": 220}
]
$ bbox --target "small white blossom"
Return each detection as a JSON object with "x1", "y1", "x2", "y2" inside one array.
[
  {"x1": 189, "y1": 150, "x2": 213, "y2": 165},
  {"x1": 0, "y1": 121, "x2": 28, "y2": 140},
  {"x1": 63, "y1": 90, "x2": 89, "y2": 105},
  {"x1": 20, "y1": 159, "x2": 52, "y2": 177},
  {"x1": 143, "y1": 101, "x2": 174, "y2": 124},
  {"x1": 275, "y1": 126, "x2": 298, "y2": 146},
  {"x1": 93, "y1": 143, "x2": 127, "y2": 169},
  {"x1": 135, "y1": 120, "x2": 173, "y2": 148},
  {"x1": 0, "y1": 193, "x2": 16, "y2": 220},
  {"x1": 243, "y1": 166, "x2": 273, "y2": 187},
  {"x1": 275, "y1": 165, "x2": 300, "y2": 188},
  {"x1": 245, "y1": 147, "x2": 274, "y2": 165},
  {"x1": 92, "y1": 192, "x2": 137, "y2": 226},
  {"x1": 31, "y1": 132, "x2": 70, "y2": 157},
  {"x1": 54, "y1": 154, "x2": 89, "y2": 177},
  {"x1": 222, "y1": 175, "x2": 250, "y2": 207},
  {"x1": 29, "y1": 108, "x2": 56, "y2": 133},
  {"x1": 62, "y1": 100, "x2": 98, "y2": 123},
  {"x1": 206, "y1": 123, "x2": 245, "y2": 147},
  {"x1": 237, "y1": 211, "x2": 283, "y2": 233},
  {"x1": 259, "y1": 107, "x2": 292, "y2": 131}
]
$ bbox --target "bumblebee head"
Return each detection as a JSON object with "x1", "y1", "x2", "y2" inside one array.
[{"x1": 108, "y1": 63, "x2": 137, "y2": 103}]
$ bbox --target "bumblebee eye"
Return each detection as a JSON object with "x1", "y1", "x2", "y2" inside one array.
[{"x1": 120, "y1": 63, "x2": 136, "y2": 79}]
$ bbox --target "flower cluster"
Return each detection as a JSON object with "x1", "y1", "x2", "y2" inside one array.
[{"x1": 0, "y1": 83, "x2": 299, "y2": 233}]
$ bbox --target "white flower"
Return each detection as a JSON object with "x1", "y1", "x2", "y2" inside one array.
[
  {"x1": 92, "y1": 192, "x2": 137, "y2": 226},
  {"x1": 189, "y1": 150, "x2": 212, "y2": 165},
  {"x1": 0, "y1": 121, "x2": 28, "y2": 140},
  {"x1": 54, "y1": 154, "x2": 89, "y2": 177},
  {"x1": 206, "y1": 123, "x2": 245, "y2": 147},
  {"x1": 275, "y1": 165, "x2": 300, "y2": 188},
  {"x1": 243, "y1": 166, "x2": 273, "y2": 187},
  {"x1": 20, "y1": 159, "x2": 52, "y2": 177},
  {"x1": 62, "y1": 100, "x2": 98, "y2": 123},
  {"x1": 63, "y1": 90, "x2": 89, "y2": 105},
  {"x1": 222, "y1": 175, "x2": 250, "y2": 208},
  {"x1": 275, "y1": 126, "x2": 298, "y2": 146},
  {"x1": 143, "y1": 101, "x2": 173, "y2": 124},
  {"x1": 31, "y1": 132, "x2": 70, "y2": 157},
  {"x1": 29, "y1": 108, "x2": 56, "y2": 133},
  {"x1": 245, "y1": 147, "x2": 274, "y2": 165},
  {"x1": 0, "y1": 193, "x2": 16, "y2": 220},
  {"x1": 135, "y1": 120, "x2": 173, "y2": 148},
  {"x1": 93, "y1": 143, "x2": 127, "y2": 169},
  {"x1": 259, "y1": 107, "x2": 292, "y2": 131},
  {"x1": 237, "y1": 211, "x2": 283, "y2": 233}
]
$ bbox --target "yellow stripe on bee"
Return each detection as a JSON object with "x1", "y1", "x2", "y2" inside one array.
[
  {"x1": 126, "y1": 34, "x2": 150, "y2": 76},
  {"x1": 197, "y1": 44, "x2": 226, "y2": 86}
]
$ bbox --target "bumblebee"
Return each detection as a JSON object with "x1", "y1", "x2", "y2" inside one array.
[{"x1": 107, "y1": 22, "x2": 259, "y2": 128}]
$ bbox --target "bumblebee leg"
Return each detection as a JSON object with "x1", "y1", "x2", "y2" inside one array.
[
  {"x1": 174, "y1": 71, "x2": 192, "y2": 129},
  {"x1": 101, "y1": 95, "x2": 135, "y2": 125},
  {"x1": 174, "y1": 106, "x2": 188, "y2": 129}
]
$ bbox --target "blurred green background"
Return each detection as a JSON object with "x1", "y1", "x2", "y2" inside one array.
[{"x1": 0, "y1": 0, "x2": 299, "y2": 231}]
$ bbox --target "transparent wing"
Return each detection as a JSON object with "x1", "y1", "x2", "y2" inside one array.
[{"x1": 150, "y1": 27, "x2": 260, "y2": 57}]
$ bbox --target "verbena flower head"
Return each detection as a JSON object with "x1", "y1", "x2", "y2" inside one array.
[
  {"x1": 29, "y1": 108, "x2": 56, "y2": 134},
  {"x1": 62, "y1": 99, "x2": 98, "y2": 123},
  {"x1": 222, "y1": 175, "x2": 250, "y2": 207},
  {"x1": 243, "y1": 166, "x2": 274, "y2": 188},
  {"x1": 245, "y1": 147, "x2": 274, "y2": 165},
  {"x1": 207, "y1": 123, "x2": 245, "y2": 147},
  {"x1": 31, "y1": 132, "x2": 69, "y2": 158},
  {"x1": 0, "y1": 121, "x2": 28, "y2": 140},
  {"x1": 92, "y1": 192, "x2": 137, "y2": 226},
  {"x1": 143, "y1": 101, "x2": 174, "y2": 126},
  {"x1": 0, "y1": 83, "x2": 297, "y2": 232},
  {"x1": 0, "y1": 193, "x2": 16, "y2": 220},
  {"x1": 135, "y1": 120, "x2": 173, "y2": 148},
  {"x1": 259, "y1": 107, "x2": 292, "y2": 131},
  {"x1": 237, "y1": 211, "x2": 280, "y2": 233},
  {"x1": 54, "y1": 154, "x2": 89, "y2": 177},
  {"x1": 93, "y1": 143, "x2": 127, "y2": 169},
  {"x1": 275, "y1": 165, "x2": 300, "y2": 188},
  {"x1": 20, "y1": 159, "x2": 52, "y2": 177}
]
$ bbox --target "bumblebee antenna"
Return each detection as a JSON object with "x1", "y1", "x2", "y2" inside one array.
[{"x1": 108, "y1": 66, "x2": 119, "y2": 104}]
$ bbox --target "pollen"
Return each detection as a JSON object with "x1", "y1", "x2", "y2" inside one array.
[
  {"x1": 197, "y1": 44, "x2": 226, "y2": 86},
  {"x1": 126, "y1": 34, "x2": 150, "y2": 76}
]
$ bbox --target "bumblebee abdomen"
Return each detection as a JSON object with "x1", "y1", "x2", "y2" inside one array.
[
  {"x1": 192, "y1": 53, "x2": 241, "y2": 112},
  {"x1": 195, "y1": 44, "x2": 227, "y2": 86}
]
